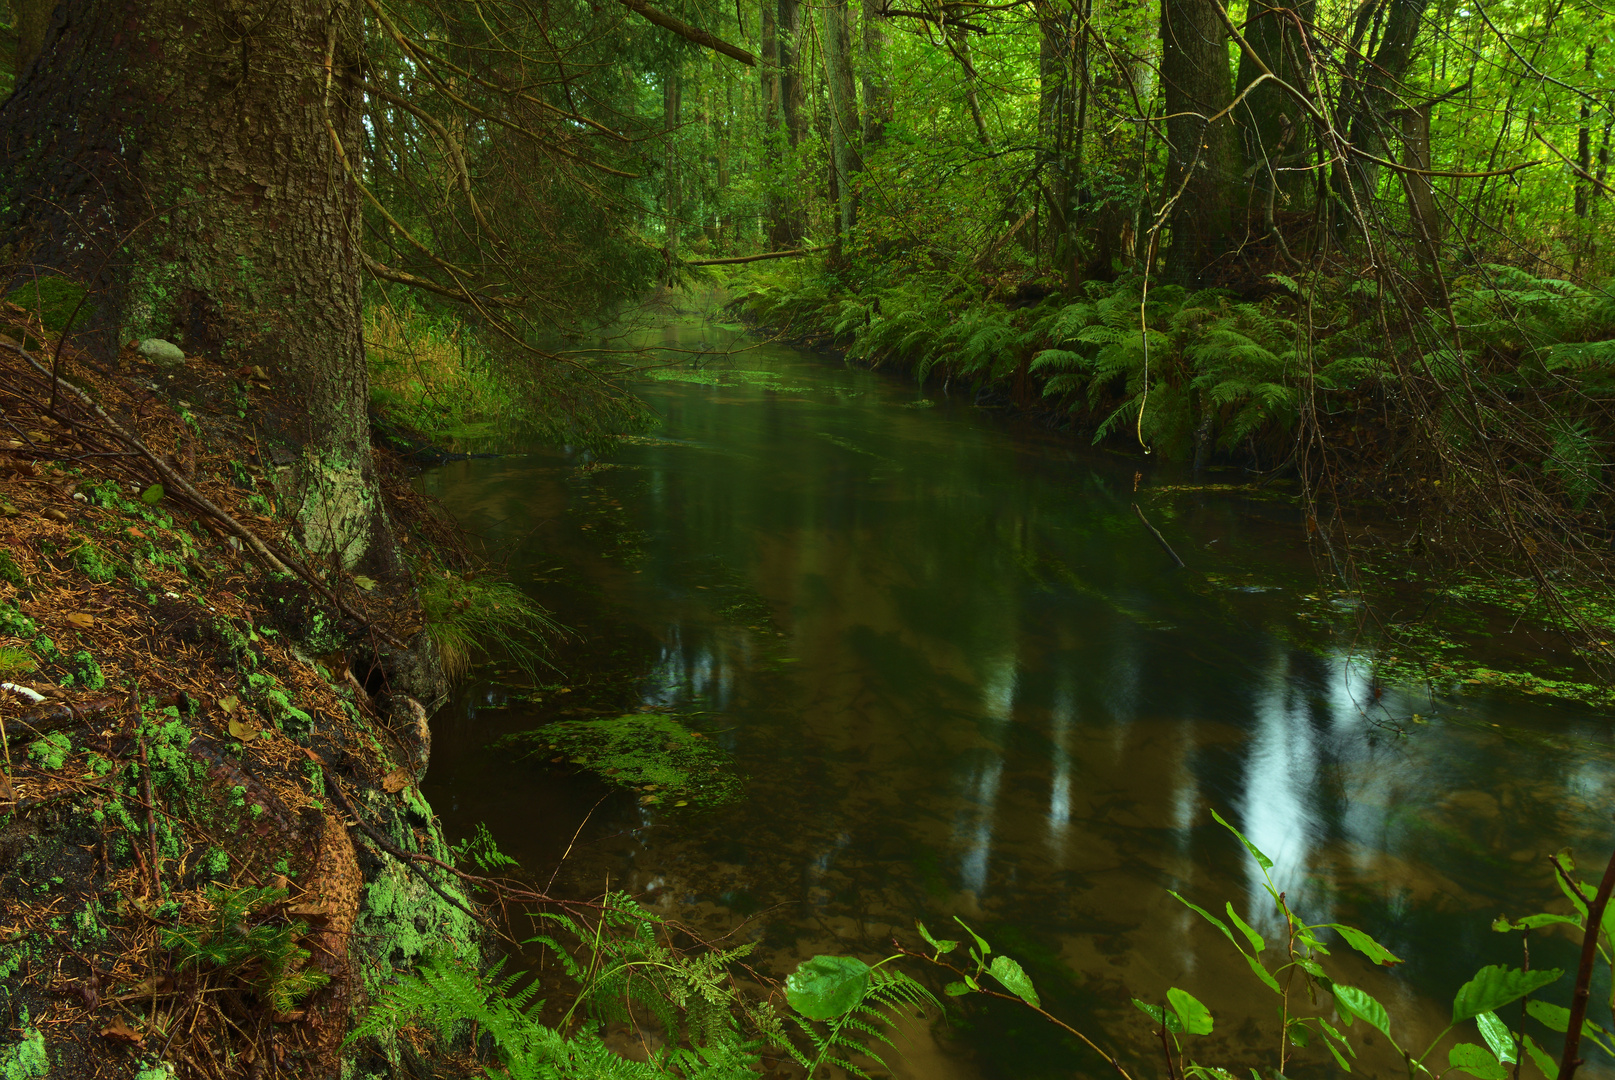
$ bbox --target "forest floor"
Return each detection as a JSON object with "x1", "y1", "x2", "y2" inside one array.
[{"x1": 0, "y1": 313, "x2": 481, "y2": 1079}]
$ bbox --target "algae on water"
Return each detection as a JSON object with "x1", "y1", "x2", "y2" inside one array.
[{"x1": 501, "y1": 712, "x2": 742, "y2": 806}]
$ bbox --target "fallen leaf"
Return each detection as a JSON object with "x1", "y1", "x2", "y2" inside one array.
[
  {"x1": 100, "y1": 1018, "x2": 143, "y2": 1046},
  {"x1": 65, "y1": 613, "x2": 94, "y2": 629},
  {"x1": 41, "y1": 508, "x2": 68, "y2": 522},
  {"x1": 228, "y1": 715, "x2": 260, "y2": 741},
  {"x1": 126, "y1": 526, "x2": 145, "y2": 538},
  {"x1": 140, "y1": 483, "x2": 164, "y2": 505},
  {"x1": 218, "y1": 694, "x2": 240, "y2": 713},
  {"x1": 352, "y1": 574, "x2": 377, "y2": 591},
  {"x1": 382, "y1": 767, "x2": 411, "y2": 793}
]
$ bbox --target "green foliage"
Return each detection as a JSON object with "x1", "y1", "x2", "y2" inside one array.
[
  {"x1": 0, "y1": 550, "x2": 25, "y2": 589},
  {"x1": 355, "y1": 893, "x2": 775, "y2": 1079},
  {"x1": 500, "y1": 713, "x2": 742, "y2": 806},
  {"x1": 420, "y1": 570, "x2": 562, "y2": 683},
  {"x1": 28, "y1": 731, "x2": 71, "y2": 771},
  {"x1": 0, "y1": 646, "x2": 35, "y2": 680},
  {"x1": 0, "y1": 1018, "x2": 48, "y2": 1080},
  {"x1": 451, "y1": 822, "x2": 520, "y2": 875},
  {"x1": 163, "y1": 885, "x2": 330, "y2": 1013},
  {"x1": 69, "y1": 537, "x2": 118, "y2": 584},
  {"x1": 6, "y1": 275, "x2": 87, "y2": 334},
  {"x1": 781, "y1": 955, "x2": 936, "y2": 1080},
  {"x1": 65, "y1": 649, "x2": 104, "y2": 690}
]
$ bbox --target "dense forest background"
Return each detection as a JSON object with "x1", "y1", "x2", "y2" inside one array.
[{"x1": 1, "y1": 0, "x2": 1612, "y2": 647}]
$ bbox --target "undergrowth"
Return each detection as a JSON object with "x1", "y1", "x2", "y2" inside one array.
[{"x1": 419, "y1": 570, "x2": 564, "y2": 681}]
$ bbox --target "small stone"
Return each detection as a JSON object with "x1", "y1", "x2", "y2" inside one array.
[{"x1": 137, "y1": 338, "x2": 186, "y2": 366}]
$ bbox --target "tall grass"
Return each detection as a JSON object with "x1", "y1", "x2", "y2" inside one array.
[{"x1": 419, "y1": 571, "x2": 565, "y2": 682}]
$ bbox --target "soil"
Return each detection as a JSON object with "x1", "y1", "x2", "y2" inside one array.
[{"x1": 0, "y1": 307, "x2": 483, "y2": 1079}]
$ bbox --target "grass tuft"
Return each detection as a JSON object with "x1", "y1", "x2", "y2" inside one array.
[{"x1": 419, "y1": 572, "x2": 563, "y2": 682}]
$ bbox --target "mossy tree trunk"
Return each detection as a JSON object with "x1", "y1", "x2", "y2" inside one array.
[
  {"x1": 1160, "y1": 0, "x2": 1241, "y2": 281},
  {"x1": 1, "y1": 0, "x2": 444, "y2": 702}
]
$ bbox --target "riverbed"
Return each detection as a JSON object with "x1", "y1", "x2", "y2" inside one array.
[{"x1": 419, "y1": 306, "x2": 1615, "y2": 1078}]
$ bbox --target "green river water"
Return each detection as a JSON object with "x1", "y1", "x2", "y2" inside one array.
[{"x1": 419, "y1": 311, "x2": 1615, "y2": 1079}]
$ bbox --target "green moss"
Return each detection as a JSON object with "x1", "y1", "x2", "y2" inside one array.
[
  {"x1": 0, "y1": 1024, "x2": 48, "y2": 1080},
  {"x1": 69, "y1": 537, "x2": 118, "y2": 584},
  {"x1": 7, "y1": 274, "x2": 87, "y2": 333},
  {"x1": 67, "y1": 650, "x2": 105, "y2": 690},
  {"x1": 0, "y1": 550, "x2": 24, "y2": 589},
  {"x1": 28, "y1": 731, "x2": 72, "y2": 771},
  {"x1": 500, "y1": 713, "x2": 743, "y2": 806}
]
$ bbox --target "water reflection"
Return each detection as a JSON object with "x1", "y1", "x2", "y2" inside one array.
[{"x1": 421, "y1": 322, "x2": 1615, "y2": 1079}]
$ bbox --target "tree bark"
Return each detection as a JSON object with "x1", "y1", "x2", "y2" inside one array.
[
  {"x1": 1336, "y1": 0, "x2": 1430, "y2": 214},
  {"x1": 775, "y1": 0, "x2": 808, "y2": 247},
  {"x1": 1160, "y1": 0, "x2": 1240, "y2": 281},
  {"x1": 824, "y1": 0, "x2": 861, "y2": 250},
  {"x1": 664, "y1": 66, "x2": 682, "y2": 255},
  {"x1": 861, "y1": 0, "x2": 892, "y2": 148},
  {"x1": 1235, "y1": 0, "x2": 1315, "y2": 205},
  {"x1": 10, "y1": 0, "x2": 55, "y2": 77},
  {"x1": 1, "y1": 0, "x2": 443, "y2": 701}
]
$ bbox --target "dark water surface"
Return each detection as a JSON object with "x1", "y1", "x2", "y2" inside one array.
[{"x1": 420, "y1": 314, "x2": 1615, "y2": 1078}]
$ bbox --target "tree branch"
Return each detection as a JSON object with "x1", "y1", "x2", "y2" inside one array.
[{"x1": 616, "y1": 0, "x2": 758, "y2": 65}]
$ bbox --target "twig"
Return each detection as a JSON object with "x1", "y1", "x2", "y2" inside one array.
[
  {"x1": 1132, "y1": 503, "x2": 1187, "y2": 569},
  {"x1": 685, "y1": 247, "x2": 825, "y2": 266},
  {"x1": 1557, "y1": 845, "x2": 1615, "y2": 1080}
]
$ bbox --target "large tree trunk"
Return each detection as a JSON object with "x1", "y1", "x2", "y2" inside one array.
[
  {"x1": 10, "y1": 0, "x2": 55, "y2": 77},
  {"x1": 861, "y1": 0, "x2": 892, "y2": 148},
  {"x1": 1160, "y1": 0, "x2": 1241, "y2": 281},
  {"x1": 0, "y1": 0, "x2": 443, "y2": 701},
  {"x1": 775, "y1": 0, "x2": 808, "y2": 247},
  {"x1": 824, "y1": 0, "x2": 861, "y2": 253},
  {"x1": 1235, "y1": 0, "x2": 1315, "y2": 207}
]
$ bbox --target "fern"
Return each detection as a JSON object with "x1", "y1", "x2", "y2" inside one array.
[
  {"x1": 163, "y1": 885, "x2": 330, "y2": 1013},
  {"x1": 785, "y1": 964, "x2": 938, "y2": 1080}
]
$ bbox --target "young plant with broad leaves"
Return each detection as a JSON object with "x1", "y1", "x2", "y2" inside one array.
[{"x1": 1154, "y1": 809, "x2": 1571, "y2": 1080}]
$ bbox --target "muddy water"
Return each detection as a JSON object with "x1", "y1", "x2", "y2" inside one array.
[{"x1": 420, "y1": 315, "x2": 1615, "y2": 1078}]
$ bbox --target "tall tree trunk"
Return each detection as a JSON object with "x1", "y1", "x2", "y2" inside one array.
[
  {"x1": 0, "y1": 0, "x2": 444, "y2": 701},
  {"x1": 952, "y1": 29, "x2": 992, "y2": 145},
  {"x1": 1335, "y1": 0, "x2": 1430, "y2": 217},
  {"x1": 664, "y1": 67, "x2": 682, "y2": 256},
  {"x1": 861, "y1": 0, "x2": 892, "y2": 148},
  {"x1": 10, "y1": 0, "x2": 55, "y2": 77},
  {"x1": 1160, "y1": 0, "x2": 1240, "y2": 281},
  {"x1": 1039, "y1": 2, "x2": 1075, "y2": 276},
  {"x1": 1235, "y1": 0, "x2": 1315, "y2": 207},
  {"x1": 824, "y1": 0, "x2": 861, "y2": 252},
  {"x1": 762, "y1": 0, "x2": 786, "y2": 247},
  {"x1": 777, "y1": 0, "x2": 808, "y2": 246}
]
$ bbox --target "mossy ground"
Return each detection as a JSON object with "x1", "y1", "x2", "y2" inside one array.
[
  {"x1": 500, "y1": 712, "x2": 743, "y2": 808},
  {"x1": 0, "y1": 304, "x2": 482, "y2": 1078}
]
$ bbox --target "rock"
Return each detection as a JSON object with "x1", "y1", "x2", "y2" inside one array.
[{"x1": 137, "y1": 338, "x2": 186, "y2": 366}]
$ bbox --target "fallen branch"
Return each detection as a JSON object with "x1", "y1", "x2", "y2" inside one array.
[
  {"x1": 1132, "y1": 503, "x2": 1187, "y2": 569},
  {"x1": 685, "y1": 247, "x2": 825, "y2": 266}
]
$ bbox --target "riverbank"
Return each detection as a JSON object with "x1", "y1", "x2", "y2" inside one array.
[
  {"x1": 712, "y1": 268, "x2": 1615, "y2": 714},
  {"x1": 0, "y1": 326, "x2": 479, "y2": 1077}
]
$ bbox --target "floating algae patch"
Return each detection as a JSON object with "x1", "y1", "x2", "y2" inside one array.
[
  {"x1": 499, "y1": 713, "x2": 743, "y2": 806},
  {"x1": 642, "y1": 367, "x2": 810, "y2": 392}
]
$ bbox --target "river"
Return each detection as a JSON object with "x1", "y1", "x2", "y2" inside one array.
[{"x1": 419, "y1": 305, "x2": 1615, "y2": 1078}]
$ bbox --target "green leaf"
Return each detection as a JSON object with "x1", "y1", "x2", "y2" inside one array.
[
  {"x1": 1318, "y1": 1017, "x2": 1355, "y2": 1056},
  {"x1": 140, "y1": 484, "x2": 164, "y2": 505},
  {"x1": 1288, "y1": 1021, "x2": 1313, "y2": 1048},
  {"x1": 1167, "y1": 987, "x2": 1214, "y2": 1036},
  {"x1": 1210, "y1": 808, "x2": 1273, "y2": 870},
  {"x1": 1452, "y1": 965, "x2": 1563, "y2": 1023},
  {"x1": 1493, "y1": 913, "x2": 1582, "y2": 932},
  {"x1": 916, "y1": 920, "x2": 959, "y2": 956},
  {"x1": 989, "y1": 955, "x2": 1040, "y2": 1009},
  {"x1": 352, "y1": 574, "x2": 377, "y2": 591},
  {"x1": 1527, "y1": 999, "x2": 1570, "y2": 1033},
  {"x1": 1170, "y1": 892, "x2": 1236, "y2": 942},
  {"x1": 1449, "y1": 1043, "x2": 1508, "y2": 1080},
  {"x1": 1133, "y1": 999, "x2": 1183, "y2": 1033},
  {"x1": 1318, "y1": 1030, "x2": 1354, "y2": 1072},
  {"x1": 784, "y1": 955, "x2": 871, "y2": 1021},
  {"x1": 1327, "y1": 924, "x2": 1403, "y2": 967},
  {"x1": 1523, "y1": 1034, "x2": 1559, "y2": 1080},
  {"x1": 944, "y1": 981, "x2": 972, "y2": 997},
  {"x1": 1243, "y1": 952, "x2": 1284, "y2": 994},
  {"x1": 1334, "y1": 985, "x2": 1393, "y2": 1039},
  {"x1": 1475, "y1": 1011, "x2": 1517, "y2": 1064},
  {"x1": 953, "y1": 917, "x2": 991, "y2": 958},
  {"x1": 1227, "y1": 903, "x2": 1266, "y2": 953}
]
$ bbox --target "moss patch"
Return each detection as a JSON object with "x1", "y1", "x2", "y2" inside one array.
[{"x1": 501, "y1": 712, "x2": 743, "y2": 806}]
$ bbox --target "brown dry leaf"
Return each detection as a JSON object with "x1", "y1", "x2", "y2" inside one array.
[
  {"x1": 65, "y1": 613, "x2": 94, "y2": 629},
  {"x1": 228, "y1": 715, "x2": 260, "y2": 741},
  {"x1": 381, "y1": 767, "x2": 411, "y2": 794},
  {"x1": 100, "y1": 1019, "x2": 143, "y2": 1046},
  {"x1": 218, "y1": 694, "x2": 240, "y2": 713},
  {"x1": 0, "y1": 773, "x2": 13, "y2": 802}
]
